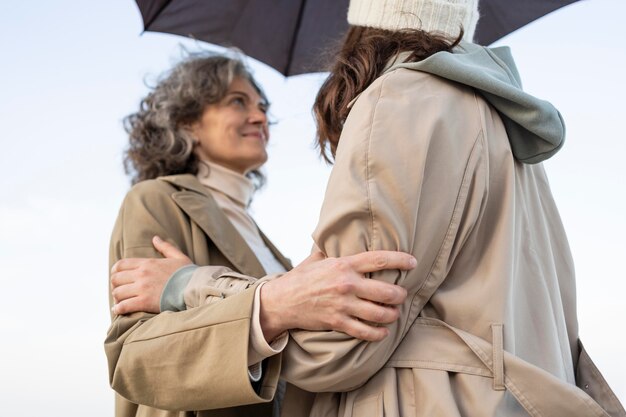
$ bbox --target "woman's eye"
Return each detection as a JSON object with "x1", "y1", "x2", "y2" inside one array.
[{"x1": 231, "y1": 97, "x2": 245, "y2": 107}]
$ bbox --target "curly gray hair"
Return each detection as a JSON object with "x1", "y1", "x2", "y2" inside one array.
[{"x1": 124, "y1": 53, "x2": 268, "y2": 185}]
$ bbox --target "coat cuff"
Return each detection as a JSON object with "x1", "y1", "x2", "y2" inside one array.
[
  {"x1": 248, "y1": 281, "x2": 288, "y2": 367},
  {"x1": 160, "y1": 264, "x2": 198, "y2": 312}
]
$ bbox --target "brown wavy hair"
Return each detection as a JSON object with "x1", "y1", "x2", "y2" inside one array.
[
  {"x1": 124, "y1": 53, "x2": 268, "y2": 185},
  {"x1": 314, "y1": 26, "x2": 462, "y2": 163}
]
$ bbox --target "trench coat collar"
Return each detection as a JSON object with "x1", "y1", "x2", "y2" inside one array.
[{"x1": 159, "y1": 174, "x2": 290, "y2": 276}]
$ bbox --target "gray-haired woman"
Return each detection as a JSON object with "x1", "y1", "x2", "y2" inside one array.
[{"x1": 105, "y1": 53, "x2": 415, "y2": 417}]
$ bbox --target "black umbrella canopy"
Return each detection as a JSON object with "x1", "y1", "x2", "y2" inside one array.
[{"x1": 135, "y1": 0, "x2": 582, "y2": 76}]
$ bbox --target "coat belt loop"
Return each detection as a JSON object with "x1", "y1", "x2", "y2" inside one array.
[{"x1": 491, "y1": 323, "x2": 506, "y2": 391}]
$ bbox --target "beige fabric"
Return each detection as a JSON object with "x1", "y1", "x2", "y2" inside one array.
[
  {"x1": 177, "y1": 265, "x2": 289, "y2": 369},
  {"x1": 249, "y1": 282, "x2": 289, "y2": 366},
  {"x1": 192, "y1": 161, "x2": 290, "y2": 368},
  {"x1": 348, "y1": 0, "x2": 479, "y2": 41},
  {"x1": 105, "y1": 174, "x2": 291, "y2": 417},
  {"x1": 279, "y1": 68, "x2": 624, "y2": 416}
]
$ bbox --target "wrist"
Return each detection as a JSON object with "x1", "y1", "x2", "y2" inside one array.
[{"x1": 259, "y1": 279, "x2": 287, "y2": 342}]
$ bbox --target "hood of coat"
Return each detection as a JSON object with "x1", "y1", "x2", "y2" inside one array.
[{"x1": 385, "y1": 41, "x2": 565, "y2": 164}]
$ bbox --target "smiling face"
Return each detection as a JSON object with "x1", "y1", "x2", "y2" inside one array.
[{"x1": 190, "y1": 77, "x2": 270, "y2": 174}]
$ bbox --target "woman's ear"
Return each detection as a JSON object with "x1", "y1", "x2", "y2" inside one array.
[{"x1": 182, "y1": 123, "x2": 200, "y2": 147}]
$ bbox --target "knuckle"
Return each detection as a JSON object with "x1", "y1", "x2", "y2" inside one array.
[
  {"x1": 379, "y1": 287, "x2": 395, "y2": 303},
  {"x1": 373, "y1": 308, "x2": 386, "y2": 323},
  {"x1": 335, "y1": 302, "x2": 347, "y2": 315},
  {"x1": 333, "y1": 259, "x2": 351, "y2": 274},
  {"x1": 372, "y1": 254, "x2": 388, "y2": 269},
  {"x1": 387, "y1": 287, "x2": 398, "y2": 302},
  {"x1": 382, "y1": 286, "x2": 404, "y2": 303},
  {"x1": 328, "y1": 316, "x2": 344, "y2": 330},
  {"x1": 335, "y1": 279, "x2": 355, "y2": 295}
]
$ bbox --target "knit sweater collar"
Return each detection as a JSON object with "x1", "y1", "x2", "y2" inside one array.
[{"x1": 196, "y1": 160, "x2": 254, "y2": 207}]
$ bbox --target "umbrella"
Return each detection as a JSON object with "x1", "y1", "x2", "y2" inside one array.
[{"x1": 135, "y1": 0, "x2": 581, "y2": 76}]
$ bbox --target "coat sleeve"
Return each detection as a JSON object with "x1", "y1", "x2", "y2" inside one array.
[
  {"x1": 281, "y1": 70, "x2": 488, "y2": 392},
  {"x1": 105, "y1": 180, "x2": 280, "y2": 411}
]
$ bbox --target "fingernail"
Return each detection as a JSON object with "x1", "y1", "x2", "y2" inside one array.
[
  {"x1": 153, "y1": 235, "x2": 162, "y2": 243},
  {"x1": 409, "y1": 257, "x2": 417, "y2": 268}
]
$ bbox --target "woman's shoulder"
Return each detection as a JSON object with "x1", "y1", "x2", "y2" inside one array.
[
  {"x1": 348, "y1": 67, "x2": 481, "y2": 130},
  {"x1": 339, "y1": 67, "x2": 484, "y2": 164},
  {"x1": 375, "y1": 67, "x2": 476, "y2": 106},
  {"x1": 127, "y1": 174, "x2": 201, "y2": 197},
  {"x1": 349, "y1": 68, "x2": 482, "y2": 138},
  {"x1": 121, "y1": 174, "x2": 198, "y2": 209},
  {"x1": 125, "y1": 177, "x2": 176, "y2": 199}
]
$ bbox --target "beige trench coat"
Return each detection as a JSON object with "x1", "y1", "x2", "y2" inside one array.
[
  {"x1": 105, "y1": 174, "x2": 291, "y2": 417},
  {"x1": 276, "y1": 68, "x2": 625, "y2": 417}
]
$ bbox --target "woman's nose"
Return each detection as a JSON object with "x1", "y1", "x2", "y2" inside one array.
[{"x1": 248, "y1": 106, "x2": 268, "y2": 125}]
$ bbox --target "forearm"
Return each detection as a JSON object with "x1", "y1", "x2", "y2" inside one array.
[{"x1": 105, "y1": 286, "x2": 279, "y2": 410}]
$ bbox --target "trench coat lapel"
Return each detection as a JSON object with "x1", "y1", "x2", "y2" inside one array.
[
  {"x1": 259, "y1": 228, "x2": 292, "y2": 270},
  {"x1": 160, "y1": 175, "x2": 267, "y2": 278}
]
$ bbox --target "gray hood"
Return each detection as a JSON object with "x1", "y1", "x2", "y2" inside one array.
[{"x1": 387, "y1": 41, "x2": 565, "y2": 163}]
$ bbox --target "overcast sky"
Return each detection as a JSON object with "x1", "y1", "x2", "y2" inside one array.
[{"x1": 0, "y1": 0, "x2": 624, "y2": 415}]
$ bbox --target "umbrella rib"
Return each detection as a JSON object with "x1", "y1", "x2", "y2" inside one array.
[
  {"x1": 143, "y1": 0, "x2": 174, "y2": 31},
  {"x1": 284, "y1": 0, "x2": 308, "y2": 76}
]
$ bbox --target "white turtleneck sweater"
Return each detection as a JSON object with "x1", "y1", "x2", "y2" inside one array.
[
  {"x1": 160, "y1": 161, "x2": 288, "y2": 381},
  {"x1": 196, "y1": 161, "x2": 287, "y2": 275}
]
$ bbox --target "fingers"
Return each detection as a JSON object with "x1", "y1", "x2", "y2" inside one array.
[
  {"x1": 348, "y1": 250, "x2": 416, "y2": 274},
  {"x1": 112, "y1": 297, "x2": 141, "y2": 315},
  {"x1": 110, "y1": 258, "x2": 143, "y2": 274},
  {"x1": 353, "y1": 279, "x2": 407, "y2": 305},
  {"x1": 110, "y1": 270, "x2": 137, "y2": 289},
  {"x1": 340, "y1": 318, "x2": 389, "y2": 342},
  {"x1": 347, "y1": 299, "x2": 400, "y2": 325},
  {"x1": 112, "y1": 291, "x2": 161, "y2": 315},
  {"x1": 111, "y1": 282, "x2": 138, "y2": 304},
  {"x1": 152, "y1": 236, "x2": 189, "y2": 260}
]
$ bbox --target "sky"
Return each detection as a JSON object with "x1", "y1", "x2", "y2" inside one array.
[{"x1": 0, "y1": 0, "x2": 624, "y2": 415}]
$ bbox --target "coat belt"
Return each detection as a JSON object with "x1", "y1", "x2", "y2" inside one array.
[{"x1": 386, "y1": 318, "x2": 612, "y2": 417}]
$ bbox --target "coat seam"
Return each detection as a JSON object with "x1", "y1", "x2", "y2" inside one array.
[
  {"x1": 402, "y1": 128, "x2": 484, "y2": 337},
  {"x1": 365, "y1": 72, "x2": 394, "y2": 252},
  {"x1": 123, "y1": 316, "x2": 250, "y2": 345}
]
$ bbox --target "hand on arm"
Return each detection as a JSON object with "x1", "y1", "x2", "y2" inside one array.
[
  {"x1": 280, "y1": 71, "x2": 487, "y2": 393},
  {"x1": 259, "y1": 250, "x2": 414, "y2": 342},
  {"x1": 110, "y1": 234, "x2": 414, "y2": 342},
  {"x1": 110, "y1": 236, "x2": 192, "y2": 315}
]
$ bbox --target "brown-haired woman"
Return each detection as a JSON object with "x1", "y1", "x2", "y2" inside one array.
[
  {"x1": 105, "y1": 53, "x2": 416, "y2": 417},
  {"x1": 275, "y1": 1, "x2": 624, "y2": 416}
]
